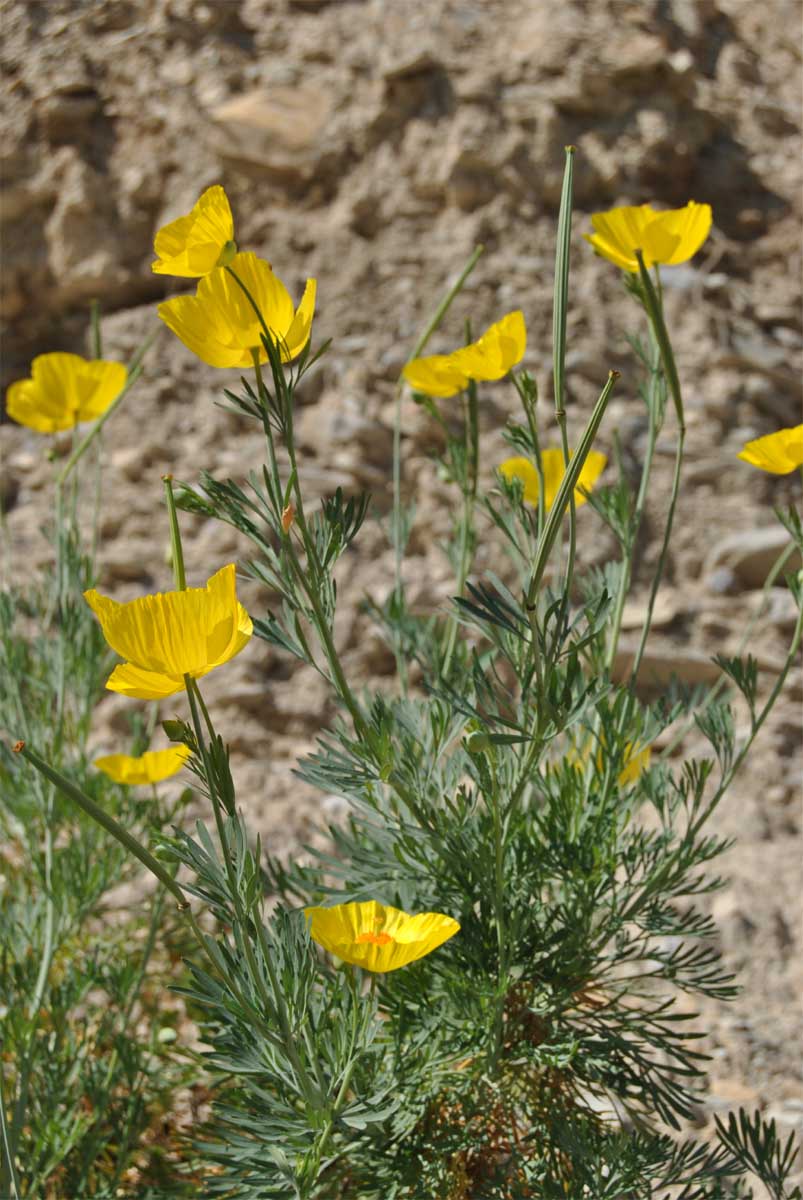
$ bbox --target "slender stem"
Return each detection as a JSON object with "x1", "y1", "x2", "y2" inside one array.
[
  {"x1": 225, "y1": 265, "x2": 273, "y2": 345},
  {"x1": 90, "y1": 299, "x2": 102, "y2": 359},
  {"x1": 526, "y1": 372, "x2": 618, "y2": 609},
  {"x1": 689, "y1": 599, "x2": 803, "y2": 841},
  {"x1": 627, "y1": 426, "x2": 685, "y2": 690},
  {"x1": 57, "y1": 331, "x2": 157, "y2": 487},
  {"x1": 637, "y1": 254, "x2": 683, "y2": 429},
  {"x1": 604, "y1": 330, "x2": 663, "y2": 673},
  {"x1": 13, "y1": 743, "x2": 187, "y2": 905},
  {"x1": 0, "y1": 1067, "x2": 21, "y2": 1200},
  {"x1": 661, "y1": 539, "x2": 797, "y2": 759},
  {"x1": 552, "y1": 147, "x2": 578, "y2": 611},
  {"x1": 391, "y1": 245, "x2": 485, "y2": 684},
  {"x1": 163, "y1": 476, "x2": 187, "y2": 590}
]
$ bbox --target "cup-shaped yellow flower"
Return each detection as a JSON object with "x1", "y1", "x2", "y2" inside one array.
[
  {"x1": 305, "y1": 900, "x2": 460, "y2": 973},
  {"x1": 84, "y1": 564, "x2": 253, "y2": 700},
  {"x1": 158, "y1": 252, "x2": 316, "y2": 369},
  {"x1": 737, "y1": 425, "x2": 803, "y2": 475},
  {"x1": 6, "y1": 353, "x2": 127, "y2": 434},
  {"x1": 585, "y1": 201, "x2": 712, "y2": 272},
  {"x1": 152, "y1": 185, "x2": 236, "y2": 277},
  {"x1": 402, "y1": 310, "x2": 526, "y2": 398},
  {"x1": 95, "y1": 745, "x2": 192, "y2": 785},
  {"x1": 499, "y1": 448, "x2": 607, "y2": 511}
]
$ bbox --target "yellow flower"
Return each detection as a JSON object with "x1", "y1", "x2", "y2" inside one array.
[
  {"x1": 6, "y1": 353, "x2": 127, "y2": 434},
  {"x1": 95, "y1": 745, "x2": 192, "y2": 785},
  {"x1": 499, "y1": 448, "x2": 607, "y2": 510},
  {"x1": 567, "y1": 739, "x2": 651, "y2": 787},
  {"x1": 84, "y1": 564, "x2": 253, "y2": 700},
  {"x1": 402, "y1": 311, "x2": 527, "y2": 398},
  {"x1": 304, "y1": 900, "x2": 460, "y2": 973},
  {"x1": 585, "y1": 201, "x2": 712, "y2": 272},
  {"x1": 152, "y1": 185, "x2": 236, "y2": 277},
  {"x1": 158, "y1": 252, "x2": 316, "y2": 369},
  {"x1": 737, "y1": 425, "x2": 803, "y2": 474}
]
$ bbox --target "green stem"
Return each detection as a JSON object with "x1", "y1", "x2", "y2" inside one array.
[
  {"x1": 689, "y1": 599, "x2": 803, "y2": 841},
  {"x1": 392, "y1": 245, "x2": 485, "y2": 684},
  {"x1": 526, "y1": 371, "x2": 618, "y2": 610},
  {"x1": 661, "y1": 539, "x2": 797, "y2": 759},
  {"x1": 0, "y1": 1067, "x2": 21, "y2": 1200},
  {"x1": 185, "y1": 679, "x2": 323, "y2": 1113},
  {"x1": 636, "y1": 255, "x2": 683, "y2": 429},
  {"x1": 225, "y1": 265, "x2": 273, "y2": 346},
  {"x1": 552, "y1": 147, "x2": 578, "y2": 610},
  {"x1": 14, "y1": 742, "x2": 187, "y2": 905},
  {"x1": 57, "y1": 331, "x2": 157, "y2": 487},
  {"x1": 163, "y1": 476, "x2": 187, "y2": 590},
  {"x1": 627, "y1": 425, "x2": 685, "y2": 690}
]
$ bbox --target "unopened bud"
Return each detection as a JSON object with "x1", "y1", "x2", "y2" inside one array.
[{"x1": 281, "y1": 503, "x2": 295, "y2": 534}]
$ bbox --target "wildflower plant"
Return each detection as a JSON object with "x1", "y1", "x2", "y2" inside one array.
[{"x1": 7, "y1": 153, "x2": 803, "y2": 1200}]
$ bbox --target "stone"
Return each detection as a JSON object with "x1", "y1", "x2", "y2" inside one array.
[
  {"x1": 612, "y1": 642, "x2": 723, "y2": 692},
  {"x1": 208, "y1": 87, "x2": 335, "y2": 188},
  {"x1": 705, "y1": 527, "x2": 802, "y2": 591}
]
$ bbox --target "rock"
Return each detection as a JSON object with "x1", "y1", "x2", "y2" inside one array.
[
  {"x1": 208, "y1": 87, "x2": 336, "y2": 190},
  {"x1": 706, "y1": 566, "x2": 741, "y2": 596},
  {"x1": 705, "y1": 528, "x2": 802, "y2": 591},
  {"x1": 612, "y1": 642, "x2": 723, "y2": 692},
  {"x1": 620, "y1": 592, "x2": 680, "y2": 631}
]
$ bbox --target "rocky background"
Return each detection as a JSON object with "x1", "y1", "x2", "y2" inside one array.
[{"x1": 2, "y1": 0, "x2": 801, "y2": 1175}]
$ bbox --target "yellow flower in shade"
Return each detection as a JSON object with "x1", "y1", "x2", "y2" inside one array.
[
  {"x1": 585, "y1": 201, "x2": 712, "y2": 272},
  {"x1": 402, "y1": 311, "x2": 527, "y2": 398},
  {"x1": 152, "y1": 185, "x2": 236, "y2": 277},
  {"x1": 499, "y1": 448, "x2": 607, "y2": 511},
  {"x1": 304, "y1": 900, "x2": 460, "y2": 973},
  {"x1": 567, "y1": 740, "x2": 651, "y2": 787},
  {"x1": 84, "y1": 564, "x2": 253, "y2": 700},
  {"x1": 6, "y1": 353, "x2": 127, "y2": 434},
  {"x1": 737, "y1": 425, "x2": 803, "y2": 474},
  {"x1": 95, "y1": 745, "x2": 192, "y2": 785},
  {"x1": 158, "y1": 252, "x2": 316, "y2": 369}
]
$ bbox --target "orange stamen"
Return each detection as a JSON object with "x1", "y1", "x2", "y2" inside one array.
[{"x1": 356, "y1": 931, "x2": 393, "y2": 946}]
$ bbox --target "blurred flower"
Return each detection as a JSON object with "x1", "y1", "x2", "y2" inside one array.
[
  {"x1": 499, "y1": 448, "x2": 607, "y2": 511},
  {"x1": 6, "y1": 353, "x2": 127, "y2": 434},
  {"x1": 567, "y1": 739, "x2": 651, "y2": 787},
  {"x1": 84, "y1": 563, "x2": 253, "y2": 700},
  {"x1": 95, "y1": 745, "x2": 192, "y2": 785},
  {"x1": 305, "y1": 900, "x2": 460, "y2": 973},
  {"x1": 737, "y1": 425, "x2": 803, "y2": 474},
  {"x1": 585, "y1": 201, "x2": 712, "y2": 272},
  {"x1": 152, "y1": 185, "x2": 236, "y2": 277},
  {"x1": 158, "y1": 252, "x2": 316, "y2": 368},
  {"x1": 403, "y1": 311, "x2": 526, "y2": 398}
]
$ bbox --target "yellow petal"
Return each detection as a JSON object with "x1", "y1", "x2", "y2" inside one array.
[
  {"x1": 6, "y1": 353, "x2": 126, "y2": 433},
  {"x1": 282, "y1": 278, "x2": 317, "y2": 360},
  {"x1": 617, "y1": 742, "x2": 651, "y2": 786},
  {"x1": 499, "y1": 448, "x2": 606, "y2": 511},
  {"x1": 454, "y1": 310, "x2": 527, "y2": 381},
  {"x1": 105, "y1": 662, "x2": 186, "y2": 700},
  {"x1": 574, "y1": 449, "x2": 608, "y2": 507},
  {"x1": 737, "y1": 424, "x2": 803, "y2": 474},
  {"x1": 402, "y1": 353, "x2": 469, "y2": 398},
  {"x1": 648, "y1": 201, "x2": 712, "y2": 266},
  {"x1": 157, "y1": 294, "x2": 251, "y2": 369},
  {"x1": 586, "y1": 202, "x2": 711, "y2": 272},
  {"x1": 95, "y1": 745, "x2": 192, "y2": 785},
  {"x1": 152, "y1": 185, "x2": 235, "y2": 277},
  {"x1": 84, "y1": 564, "x2": 253, "y2": 694},
  {"x1": 499, "y1": 456, "x2": 540, "y2": 505},
  {"x1": 305, "y1": 900, "x2": 460, "y2": 973}
]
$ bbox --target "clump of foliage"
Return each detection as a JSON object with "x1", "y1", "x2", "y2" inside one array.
[{"x1": 5, "y1": 155, "x2": 803, "y2": 1199}]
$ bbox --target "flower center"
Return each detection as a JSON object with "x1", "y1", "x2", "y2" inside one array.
[{"x1": 356, "y1": 931, "x2": 393, "y2": 946}]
